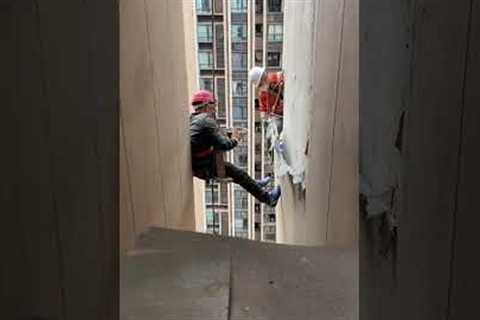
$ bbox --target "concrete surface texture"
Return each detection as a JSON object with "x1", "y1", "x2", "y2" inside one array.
[
  {"x1": 278, "y1": 0, "x2": 358, "y2": 246},
  {"x1": 360, "y1": 0, "x2": 480, "y2": 319},
  {"x1": 121, "y1": 228, "x2": 358, "y2": 320},
  {"x1": 1, "y1": 1, "x2": 118, "y2": 318},
  {"x1": 120, "y1": 0, "x2": 200, "y2": 251}
]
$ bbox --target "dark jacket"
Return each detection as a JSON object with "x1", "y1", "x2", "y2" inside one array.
[{"x1": 190, "y1": 112, "x2": 237, "y2": 172}]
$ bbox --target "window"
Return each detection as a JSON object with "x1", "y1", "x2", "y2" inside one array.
[
  {"x1": 207, "y1": 210, "x2": 218, "y2": 225},
  {"x1": 232, "y1": 53, "x2": 247, "y2": 70},
  {"x1": 196, "y1": 0, "x2": 212, "y2": 14},
  {"x1": 206, "y1": 210, "x2": 220, "y2": 232},
  {"x1": 198, "y1": 50, "x2": 213, "y2": 69},
  {"x1": 255, "y1": 0, "x2": 263, "y2": 14},
  {"x1": 215, "y1": 24, "x2": 225, "y2": 68},
  {"x1": 255, "y1": 24, "x2": 263, "y2": 37},
  {"x1": 235, "y1": 218, "x2": 246, "y2": 230},
  {"x1": 267, "y1": 52, "x2": 281, "y2": 67},
  {"x1": 233, "y1": 105, "x2": 247, "y2": 121},
  {"x1": 233, "y1": 120, "x2": 248, "y2": 129},
  {"x1": 231, "y1": 0, "x2": 247, "y2": 12},
  {"x1": 234, "y1": 147, "x2": 248, "y2": 168},
  {"x1": 205, "y1": 183, "x2": 219, "y2": 204},
  {"x1": 235, "y1": 190, "x2": 248, "y2": 209},
  {"x1": 236, "y1": 153, "x2": 248, "y2": 168},
  {"x1": 231, "y1": 24, "x2": 247, "y2": 42},
  {"x1": 197, "y1": 23, "x2": 213, "y2": 43},
  {"x1": 200, "y1": 78, "x2": 214, "y2": 91},
  {"x1": 255, "y1": 121, "x2": 262, "y2": 133},
  {"x1": 264, "y1": 226, "x2": 275, "y2": 234},
  {"x1": 216, "y1": 78, "x2": 226, "y2": 117},
  {"x1": 234, "y1": 201, "x2": 248, "y2": 236},
  {"x1": 268, "y1": 24, "x2": 283, "y2": 42},
  {"x1": 234, "y1": 144, "x2": 248, "y2": 168},
  {"x1": 255, "y1": 50, "x2": 263, "y2": 65},
  {"x1": 214, "y1": 0, "x2": 223, "y2": 13},
  {"x1": 263, "y1": 213, "x2": 276, "y2": 223},
  {"x1": 268, "y1": 0, "x2": 282, "y2": 12},
  {"x1": 232, "y1": 80, "x2": 247, "y2": 97},
  {"x1": 255, "y1": 144, "x2": 261, "y2": 155},
  {"x1": 264, "y1": 234, "x2": 275, "y2": 241},
  {"x1": 220, "y1": 183, "x2": 228, "y2": 204},
  {"x1": 233, "y1": 100, "x2": 247, "y2": 120}
]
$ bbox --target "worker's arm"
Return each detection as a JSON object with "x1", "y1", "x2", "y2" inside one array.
[{"x1": 204, "y1": 117, "x2": 238, "y2": 151}]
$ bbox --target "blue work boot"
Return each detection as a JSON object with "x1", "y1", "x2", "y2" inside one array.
[
  {"x1": 256, "y1": 176, "x2": 271, "y2": 188},
  {"x1": 267, "y1": 185, "x2": 281, "y2": 207}
]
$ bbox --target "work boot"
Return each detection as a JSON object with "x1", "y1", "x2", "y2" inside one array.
[
  {"x1": 267, "y1": 185, "x2": 281, "y2": 207},
  {"x1": 256, "y1": 176, "x2": 271, "y2": 188}
]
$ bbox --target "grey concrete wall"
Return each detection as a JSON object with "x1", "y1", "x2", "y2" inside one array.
[
  {"x1": 360, "y1": 0, "x2": 480, "y2": 319},
  {"x1": 0, "y1": 1, "x2": 118, "y2": 319},
  {"x1": 120, "y1": 0, "x2": 199, "y2": 251},
  {"x1": 358, "y1": 1, "x2": 412, "y2": 317},
  {"x1": 279, "y1": 0, "x2": 358, "y2": 246}
]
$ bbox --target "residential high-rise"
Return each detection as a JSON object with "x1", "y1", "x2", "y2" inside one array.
[{"x1": 194, "y1": 0, "x2": 284, "y2": 241}]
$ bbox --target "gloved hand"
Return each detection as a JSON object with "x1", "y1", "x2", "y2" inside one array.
[{"x1": 232, "y1": 127, "x2": 247, "y2": 142}]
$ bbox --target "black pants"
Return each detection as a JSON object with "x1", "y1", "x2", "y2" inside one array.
[{"x1": 193, "y1": 160, "x2": 270, "y2": 204}]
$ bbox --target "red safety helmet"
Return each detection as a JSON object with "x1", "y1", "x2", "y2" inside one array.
[{"x1": 191, "y1": 90, "x2": 216, "y2": 108}]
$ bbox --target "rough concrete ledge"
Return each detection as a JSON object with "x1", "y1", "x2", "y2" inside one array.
[{"x1": 121, "y1": 228, "x2": 358, "y2": 320}]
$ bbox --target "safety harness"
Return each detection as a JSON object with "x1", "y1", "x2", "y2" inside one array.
[{"x1": 261, "y1": 79, "x2": 284, "y2": 118}]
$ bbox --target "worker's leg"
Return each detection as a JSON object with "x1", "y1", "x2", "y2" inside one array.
[{"x1": 224, "y1": 161, "x2": 270, "y2": 204}]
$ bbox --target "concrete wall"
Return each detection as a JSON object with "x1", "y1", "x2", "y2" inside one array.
[
  {"x1": 120, "y1": 0, "x2": 200, "y2": 250},
  {"x1": 360, "y1": 0, "x2": 480, "y2": 319},
  {"x1": 278, "y1": 0, "x2": 358, "y2": 246},
  {"x1": 1, "y1": 1, "x2": 118, "y2": 318},
  {"x1": 184, "y1": 0, "x2": 207, "y2": 234},
  {"x1": 359, "y1": 0, "x2": 412, "y2": 318}
]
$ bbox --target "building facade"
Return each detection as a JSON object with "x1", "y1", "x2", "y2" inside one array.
[{"x1": 195, "y1": 0, "x2": 283, "y2": 241}]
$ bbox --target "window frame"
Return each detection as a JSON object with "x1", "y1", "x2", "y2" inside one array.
[
  {"x1": 267, "y1": 24, "x2": 283, "y2": 42},
  {"x1": 267, "y1": 0, "x2": 282, "y2": 13},
  {"x1": 215, "y1": 76, "x2": 227, "y2": 119},
  {"x1": 196, "y1": 0, "x2": 212, "y2": 14},
  {"x1": 206, "y1": 210, "x2": 221, "y2": 233},
  {"x1": 199, "y1": 77, "x2": 214, "y2": 92},
  {"x1": 234, "y1": 190, "x2": 249, "y2": 209},
  {"x1": 232, "y1": 79, "x2": 247, "y2": 97},
  {"x1": 255, "y1": 23, "x2": 263, "y2": 37},
  {"x1": 255, "y1": 0, "x2": 264, "y2": 14},
  {"x1": 197, "y1": 22, "x2": 213, "y2": 43},
  {"x1": 267, "y1": 51, "x2": 282, "y2": 67},
  {"x1": 231, "y1": 24, "x2": 247, "y2": 42},
  {"x1": 205, "y1": 183, "x2": 221, "y2": 205},
  {"x1": 198, "y1": 49, "x2": 214, "y2": 70},
  {"x1": 231, "y1": 0, "x2": 248, "y2": 13},
  {"x1": 214, "y1": 22, "x2": 225, "y2": 69},
  {"x1": 232, "y1": 52, "x2": 248, "y2": 70},
  {"x1": 233, "y1": 105, "x2": 248, "y2": 121},
  {"x1": 255, "y1": 50, "x2": 263, "y2": 65},
  {"x1": 213, "y1": 0, "x2": 223, "y2": 14}
]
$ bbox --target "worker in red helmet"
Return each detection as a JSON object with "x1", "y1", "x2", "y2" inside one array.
[{"x1": 190, "y1": 90, "x2": 281, "y2": 207}]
